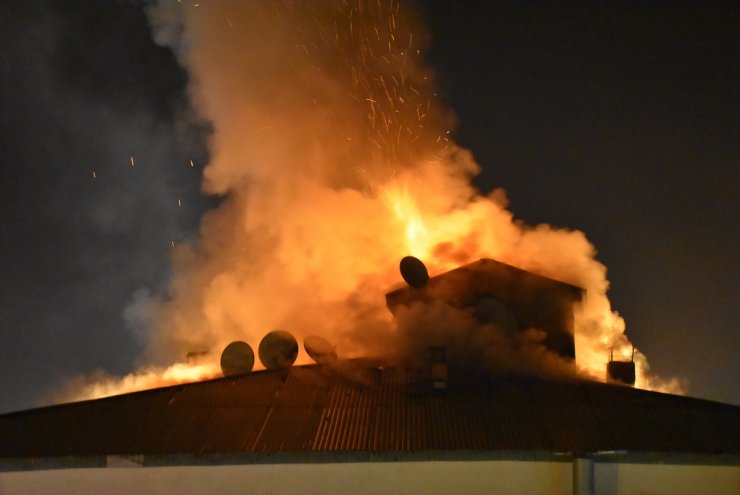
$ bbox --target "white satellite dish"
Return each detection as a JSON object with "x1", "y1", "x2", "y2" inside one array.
[
  {"x1": 304, "y1": 335, "x2": 338, "y2": 364},
  {"x1": 400, "y1": 256, "x2": 429, "y2": 288},
  {"x1": 220, "y1": 341, "x2": 255, "y2": 377},
  {"x1": 258, "y1": 330, "x2": 298, "y2": 370}
]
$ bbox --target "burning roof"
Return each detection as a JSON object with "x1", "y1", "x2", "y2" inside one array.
[{"x1": 1, "y1": 364, "x2": 738, "y2": 467}]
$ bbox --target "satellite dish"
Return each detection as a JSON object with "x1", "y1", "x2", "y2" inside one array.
[
  {"x1": 258, "y1": 330, "x2": 298, "y2": 370},
  {"x1": 220, "y1": 341, "x2": 255, "y2": 377},
  {"x1": 304, "y1": 335, "x2": 338, "y2": 364},
  {"x1": 400, "y1": 256, "x2": 429, "y2": 288}
]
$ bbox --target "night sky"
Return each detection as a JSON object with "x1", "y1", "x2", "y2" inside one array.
[{"x1": 1, "y1": 1, "x2": 738, "y2": 413}]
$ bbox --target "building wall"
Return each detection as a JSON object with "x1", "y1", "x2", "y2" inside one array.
[
  {"x1": 0, "y1": 460, "x2": 737, "y2": 495},
  {"x1": 594, "y1": 462, "x2": 740, "y2": 495}
]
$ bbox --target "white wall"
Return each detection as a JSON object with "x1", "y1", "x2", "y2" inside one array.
[
  {"x1": 594, "y1": 462, "x2": 740, "y2": 495},
  {"x1": 1, "y1": 461, "x2": 570, "y2": 495},
  {"x1": 0, "y1": 460, "x2": 737, "y2": 495}
]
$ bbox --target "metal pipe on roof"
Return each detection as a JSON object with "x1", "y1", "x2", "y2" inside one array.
[{"x1": 572, "y1": 454, "x2": 594, "y2": 495}]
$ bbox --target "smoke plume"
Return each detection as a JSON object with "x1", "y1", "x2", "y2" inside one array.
[{"x1": 61, "y1": 0, "x2": 683, "y2": 401}]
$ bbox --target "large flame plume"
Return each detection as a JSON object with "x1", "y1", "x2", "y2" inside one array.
[{"x1": 60, "y1": 0, "x2": 683, "y2": 402}]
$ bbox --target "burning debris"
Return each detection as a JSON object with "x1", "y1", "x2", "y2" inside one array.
[{"x1": 56, "y1": 0, "x2": 683, "y2": 404}]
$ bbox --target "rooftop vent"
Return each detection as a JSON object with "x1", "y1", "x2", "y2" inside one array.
[{"x1": 606, "y1": 348, "x2": 636, "y2": 386}]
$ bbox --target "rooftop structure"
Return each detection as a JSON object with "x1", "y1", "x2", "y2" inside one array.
[{"x1": 386, "y1": 258, "x2": 583, "y2": 360}]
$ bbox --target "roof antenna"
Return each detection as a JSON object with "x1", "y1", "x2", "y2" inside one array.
[
  {"x1": 220, "y1": 341, "x2": 255, "y2": 377},
  {"x1": 399, "y1": 256, "x2": 429, "y2": 288},
  {"x1": 259, "y1": 330, "x2": 298, "y2": 370},
  {"x1": 304, "y1": 335, "x2": 338, "y2": 365}
]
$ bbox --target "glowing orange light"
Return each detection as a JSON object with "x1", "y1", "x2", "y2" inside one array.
[{"x1": 383, "y1": 182, "x2": 430, "y2": 259}]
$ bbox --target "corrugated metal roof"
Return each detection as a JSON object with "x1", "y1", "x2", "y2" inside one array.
[{"x1": 1, "y1": 363, "x2": 738, "y2": 460}]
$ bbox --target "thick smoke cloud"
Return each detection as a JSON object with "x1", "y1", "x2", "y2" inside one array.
[
  {"x1": 0, "y1": 2, "x2": 208, "y2": 412},
  {"x1": 55, "y1": 0, "x2": 683, "y2": 402}
]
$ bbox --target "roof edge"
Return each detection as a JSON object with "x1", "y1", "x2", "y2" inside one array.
[{"x1": 3, "y1": 450, "x2": 740, "y2": 473}]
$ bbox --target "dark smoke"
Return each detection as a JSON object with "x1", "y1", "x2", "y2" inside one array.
[{"x1": 0, "y1": 1, "x2": 209, "y2": 412}]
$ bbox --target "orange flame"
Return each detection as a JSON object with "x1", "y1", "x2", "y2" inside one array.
[
  {"x1": 383, "y1": 181, "x2": 430, "y2": 259},
  {"x1": 60, "y1": 1, "x2": 685, "y2": 404},
  {"x1": 60, "y1": 362, "x2": 219, "y2": 403}
]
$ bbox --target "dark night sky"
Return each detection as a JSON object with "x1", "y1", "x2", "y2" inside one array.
[{"x1": 0, "y1": 1, "x2": 738, "y2": 413}]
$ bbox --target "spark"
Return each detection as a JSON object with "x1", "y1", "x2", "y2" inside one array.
[
  {"x1": 178, "y1": 198, "x2": 182, "y2": 207},
  {"x1": 189, "y1": 159, "x2": 195, "y2": 167},
  {"x1": 91, "y1": 170, "x2": 96, "y2": 180},
  {"x1": 130, "y1": 156, "x2": 135, "y2": 167}
]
